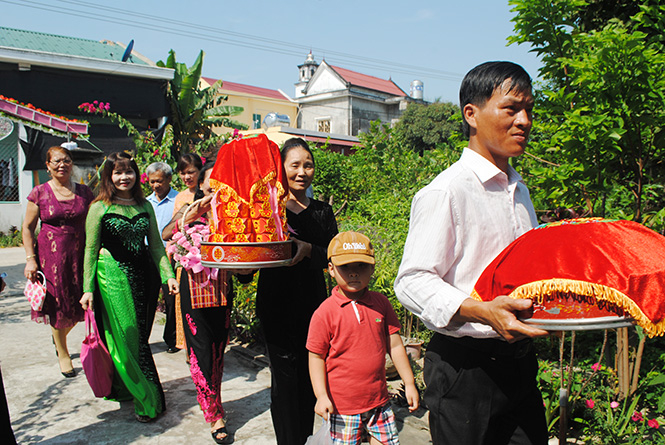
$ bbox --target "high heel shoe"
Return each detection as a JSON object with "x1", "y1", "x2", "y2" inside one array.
[{"x1": 59, "y1": 355, "x2": 75, "y2": 378}]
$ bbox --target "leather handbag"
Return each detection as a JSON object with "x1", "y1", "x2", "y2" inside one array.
[
  {"x1": 80, "y1": 308, "x2": 114, "y2": 398},
  {"x1": 24, "y1": 271, "x2": 46, "y2": 311}
]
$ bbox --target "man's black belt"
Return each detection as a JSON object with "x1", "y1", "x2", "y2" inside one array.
[{"x1": 428, "y1": 332, "x2": 533, "y2": 359}]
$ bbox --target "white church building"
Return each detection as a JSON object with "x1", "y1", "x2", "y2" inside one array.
[{"x1": 294, "y1": 53, "x2": 422, "y2": 136}]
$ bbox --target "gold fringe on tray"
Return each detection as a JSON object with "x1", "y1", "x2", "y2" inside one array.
[{"x1": 471, "y1": 278, "x2": 665, "y2": 337}]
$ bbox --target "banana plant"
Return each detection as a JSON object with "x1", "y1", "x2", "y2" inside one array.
[{"x1": 157, "y1": 49, "x2": 247, "y2": 159}]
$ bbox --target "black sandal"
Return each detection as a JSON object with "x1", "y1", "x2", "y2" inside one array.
[
  {"x1": 211, "y1": 426, "x2": 232, "y2": 444},
  {"x1": 135, "y1": 414, "x2": 153, "y2": 423}
]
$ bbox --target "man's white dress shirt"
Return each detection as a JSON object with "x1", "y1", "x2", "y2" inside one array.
[{"x1": 394, "y1": 148, "x2": 538, "y2": 338}]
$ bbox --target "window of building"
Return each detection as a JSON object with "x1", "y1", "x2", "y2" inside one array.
[
  {"x1": 252, "y1": 114, "x2": 261, "y2": 130},
  {"x1": 0, "y1": 117, "x2": 19, "y2": 203},
  {"x1": 317, "y1": 119, "x2": 331, "y2": 133}
]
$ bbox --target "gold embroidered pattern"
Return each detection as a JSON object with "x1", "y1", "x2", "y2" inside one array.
[{"x1": 209, "y1": 171, "x2": 287, "y2": 243}]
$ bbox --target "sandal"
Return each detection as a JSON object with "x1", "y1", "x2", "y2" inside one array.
[
  {"x1": 135, "y1": 414, "x2": 153, "y2": 423},
  {"x1": 211, "y1": 426, "x2": 232, "y2": 444}
]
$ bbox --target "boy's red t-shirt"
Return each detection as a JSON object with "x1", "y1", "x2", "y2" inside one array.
[{"x1": 306, "y1": 286, "x2": 401, "y2": 415}]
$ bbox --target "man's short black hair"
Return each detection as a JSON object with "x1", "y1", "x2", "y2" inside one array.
[{"x1": 459, "y1": 61, "x2": 532, "y2": 138}]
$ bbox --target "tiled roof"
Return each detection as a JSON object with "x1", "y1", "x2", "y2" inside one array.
[
  {"x1": 203, "y1": 77, "x2": 288, "y2": 101},
  {"x1": 0, "y1": 27, "x2": 148, "y2": 65},
  {"x1": 329, "y1": 65, "x2": 406, "y2": 97}
]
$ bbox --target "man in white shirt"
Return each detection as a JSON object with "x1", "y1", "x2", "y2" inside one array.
[
  {"x1": 146, "y1": 162, "x2": 180, "y2": 353},
  {"x1": 394, "y1": 61, "x2": 549, "y2": 444}
]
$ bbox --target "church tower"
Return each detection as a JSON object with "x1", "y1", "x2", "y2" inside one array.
[{"x1": 294, "y1": 51, "x2": 319, "y2": 98}]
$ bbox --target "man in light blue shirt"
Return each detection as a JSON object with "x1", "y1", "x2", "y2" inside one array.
[
  {"x1": 146, "y1": 162, "x2": 179, "y2": 245},
  {"x1": 146, "y1": 162, "x2": 180, "y2": 353}
]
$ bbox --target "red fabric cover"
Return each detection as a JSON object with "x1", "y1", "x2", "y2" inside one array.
[
  {"x1": 472, "y1": 218, "x2": 665, "y2": 335},
  {"x1": 209, "y1": 134, "x2": 288, "y2": 242},
  {"x1": 307, "y1": 287, "x2": 401, "y2": 415},
  {"x1": 210, "y1": 134, "x2": 286, "y2": 202}
]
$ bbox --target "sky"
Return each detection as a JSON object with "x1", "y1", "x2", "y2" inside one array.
[{"x1": 1, "y1": 0, "x2": 542, "y2": 104}]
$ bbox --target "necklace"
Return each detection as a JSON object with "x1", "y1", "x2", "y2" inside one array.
[
  {"x1": 51, "y1": 180, "x2": 74, "y2": 198},
  {"x1": 115, "y1": 196, "x2": 135, "y2": 202}
]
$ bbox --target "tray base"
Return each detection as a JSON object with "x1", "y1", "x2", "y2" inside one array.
[
  {"x1": 200, "y1": 240, "x2": 292, "y2": 269},
  {"x1": 521, "y1": 316, "x2": 634, "y2": 331},
  {"x1": 202, "y1": 259, "x2": 292, "y2": 269}
]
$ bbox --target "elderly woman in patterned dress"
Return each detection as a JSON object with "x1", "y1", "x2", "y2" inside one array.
[{"x1": 23, "y1": 145, "x2": 94, "y2": 378}]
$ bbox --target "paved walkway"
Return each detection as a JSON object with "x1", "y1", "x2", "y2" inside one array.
[{"x1": 0, "y1": 247, "x2": 431, "y2": 444}]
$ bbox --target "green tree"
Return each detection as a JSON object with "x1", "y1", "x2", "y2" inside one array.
[
  {"x1": 392, "y1": 101, "x2": 462, "y2": 155},
  {"x1": 509, "y1": 2, "x2": 665, "y2": 436},
  {"x1": 510, "y1": 0, "x2": 665, "y2": 229},
  {"x1": 577, "y1": 0, "x2": 658, "y2": 32},
  {"x1": 156, "y1": 50, "x2": 247, "y2": 159}
]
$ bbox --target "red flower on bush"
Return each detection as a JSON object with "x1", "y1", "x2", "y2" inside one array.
[
  {"x1": 632, "y1": 411, "x2": 644, "y2": 422},
  {"x1": 140, "y1": 173, "x2": 148, "y2": 184},
  {"x1": 78, "y1": 101, "x2": 110, "y2": 114},
  {"x1": 591, "y1": 362, "x2": 601, "y2": 372},
  {"x1": 585, "y1": 399, "x2": 595, "y2": 409},
  {"x1": 648, "y1": 419, "x2": 659, "y2": 428}
]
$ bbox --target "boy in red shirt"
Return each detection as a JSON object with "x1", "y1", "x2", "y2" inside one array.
[{"x1": 307, "y1": 231, "x2": 419, "y2": 445}]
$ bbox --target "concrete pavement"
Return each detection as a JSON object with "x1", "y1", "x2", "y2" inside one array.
[{"x1": 0, "y1": 247, "x2": 431, "y2": 444}]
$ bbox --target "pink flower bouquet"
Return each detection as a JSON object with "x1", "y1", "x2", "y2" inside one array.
[{"x1": 166, "y1": 223, "x2": 218, "y2": 285}]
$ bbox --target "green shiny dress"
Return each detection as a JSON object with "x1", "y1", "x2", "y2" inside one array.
[{"x1": 83, "y1": 200, "x2": 175, "y2": 419}]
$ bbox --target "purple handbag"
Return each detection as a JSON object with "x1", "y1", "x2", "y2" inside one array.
[{"x1": 80, "y1": 308, "x2": 114, "y2": 398}]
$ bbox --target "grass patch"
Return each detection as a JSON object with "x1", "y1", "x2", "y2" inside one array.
[{"x1": 0, "y1": 226, "x2": 22, "y2": 248}]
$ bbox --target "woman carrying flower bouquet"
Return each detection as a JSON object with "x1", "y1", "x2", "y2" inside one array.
[
  {"x1": 172, "y1": 153, "x2": 203, "y2": 219},
  {"x1": 165, "y1": 153, "x2": 203, "y2": 354},
  {"x1": 163, "y1": 162, "x2": 238, "y2": 444},
  {"x1": 80, "y1": 152, "x2": 178, "y2": 423}
]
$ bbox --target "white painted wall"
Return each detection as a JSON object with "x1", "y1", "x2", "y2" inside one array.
[
  {"x1": 305, "y1": 67, "x2": 346, "y2": 95},
  {"x1": 299, "y1": 96, "x2": 349, "y2": 135}
]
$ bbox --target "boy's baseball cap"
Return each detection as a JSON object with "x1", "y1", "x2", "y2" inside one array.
[{"x1": 327, "y1": 231, "x2": 375, "y2": 266}]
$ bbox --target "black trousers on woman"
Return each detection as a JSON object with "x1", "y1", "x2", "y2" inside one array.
[
  {"x1": 262, "y1": 317, "x2": 316, "y2": 445},
  {"x1": 180, "y1": 275, "x2": 232, "y2": 423}
]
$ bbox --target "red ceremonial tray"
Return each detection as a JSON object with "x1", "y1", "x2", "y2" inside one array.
[
  {"x1": 200, "y1": 240, "x2": 292, "y2": 269},
  {"x1": 519, "y1": 292, "x2": 633, "y2": 330}
]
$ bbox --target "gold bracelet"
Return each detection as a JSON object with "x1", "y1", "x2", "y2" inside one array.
[{"x1": 26, "y1": 254, "x2": 36, "y2": 260}]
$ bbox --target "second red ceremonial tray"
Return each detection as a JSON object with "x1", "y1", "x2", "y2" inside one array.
[
  {"x1": 518, "y1": 289, "x2": 634, "y2": 330},
  {"x1": 471, "y1": 218, "x2": 665, "y2": 336}
]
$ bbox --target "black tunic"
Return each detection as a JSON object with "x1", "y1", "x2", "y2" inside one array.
[
  {"x1": 256, "y1": 199, "x2": 338, "y2": 445},
  {"x1": 257, "y1": 199, "x2": 338, "y2": 337}
]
